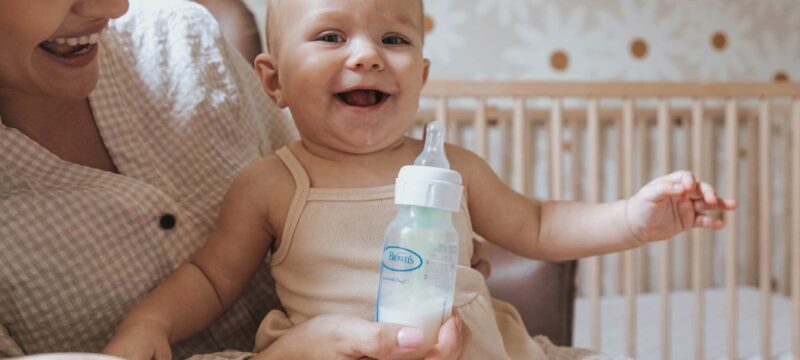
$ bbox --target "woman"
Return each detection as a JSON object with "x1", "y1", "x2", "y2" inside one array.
[{"x1": 0, "y1": 0, "x2": 462, "y2": 358}]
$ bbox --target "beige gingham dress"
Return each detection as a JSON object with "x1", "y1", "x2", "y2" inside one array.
[{"x1": 0, "y1": 0, "x2": 296, "y2": 358}]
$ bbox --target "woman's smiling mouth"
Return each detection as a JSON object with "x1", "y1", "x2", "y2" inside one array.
[{"x1": 39, "y1": 28, "x2": 104, "y2": 58}]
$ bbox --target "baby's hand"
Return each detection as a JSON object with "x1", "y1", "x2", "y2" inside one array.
[
  {"x1": 626, "y1": 170, "x2": 736, "y2": 243},
  {"x1": 103, "y1": 318, "x2": 172, "y2": 360}
]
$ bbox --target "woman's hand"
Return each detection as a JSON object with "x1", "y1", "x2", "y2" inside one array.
[
  {"x1": 254, "y1": 312, "x2": 463, "y2": 360},
  {"x1": 103, "y1": 318, "x2": 173, "y2": 360},
  {"x1": 627, "y1": 170, "x2": 736, "y2": 243},
  {"x1": 419, "y1": 313, "x2": 464, "y2": 360}
]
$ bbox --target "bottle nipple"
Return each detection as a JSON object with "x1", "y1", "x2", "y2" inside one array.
[{"x1": 414, "y1": 120, "x2": 450, "y2": 169}]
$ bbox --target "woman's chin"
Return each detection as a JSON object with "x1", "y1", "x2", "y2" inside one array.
[
  {"x1": 32, "y1": 50, "x2": 99, "y2": 99},
  {"x1": 40, "y1": 70, "x2": 98, "y2": 100}
]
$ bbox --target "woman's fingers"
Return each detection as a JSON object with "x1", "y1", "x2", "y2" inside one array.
[
  {"x1": 425, "y1": 313, "x2": 464, "y2": 360},
  {"x1": 346, "y1": 320, "x2": 423, "y2": 360}
]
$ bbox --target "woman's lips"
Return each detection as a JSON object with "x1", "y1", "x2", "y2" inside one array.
[
  {"x1": 39, "y1": 28, "x2": 104, "y2": 57},
  {"x1": 37, "y1": 28, "x2": 105, "y2": 68},
  {"x1": 38, "y1": 42, "x2": 99, "y2": 68}
]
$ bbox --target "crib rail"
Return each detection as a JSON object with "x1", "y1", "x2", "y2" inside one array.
[{"x1": 418, "y1": 80, "x2": 800, "y2": 360}]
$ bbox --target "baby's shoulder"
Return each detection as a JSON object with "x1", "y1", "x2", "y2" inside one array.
[
  {"x1": 226, "y1": 154, "x2": 295, "y2": 203},
  {"x1": 243, "y1": 154, "x2": 295, "y2": 191},
  {"x1": 226, "y1": 154, "x2": 297, "y2": 230},
  {"x1": 444, "y1": 143, "x2": 493, "y2": 182}
]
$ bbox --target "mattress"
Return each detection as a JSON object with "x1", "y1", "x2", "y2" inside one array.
[{"x1": 573, "y1": 287, "x2": 795, "y2": 359}]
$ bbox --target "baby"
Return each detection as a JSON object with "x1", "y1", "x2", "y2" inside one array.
[{"x1": 105, "y1": 0, "x2": 735, "y2": 359}]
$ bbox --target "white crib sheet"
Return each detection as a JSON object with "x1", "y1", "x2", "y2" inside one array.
[{"x1": 573, "y1": 287, "x2": 794, "y2": 359}]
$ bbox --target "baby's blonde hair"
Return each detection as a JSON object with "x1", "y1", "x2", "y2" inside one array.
[
  {"x1": 265, "y1": 0, "x2": 425, "y2": 55},
  {"x1": 264, "y1": 0, "x2": 283, "y2": 54}
]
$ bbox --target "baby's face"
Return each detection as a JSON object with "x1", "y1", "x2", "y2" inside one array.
[{"x1": 265, "y1": 0, "x2": 429, "y2": 154}]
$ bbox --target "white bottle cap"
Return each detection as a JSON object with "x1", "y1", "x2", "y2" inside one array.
[{"x1": 395, "y1": 165, "x2": 463, "y2": 212}]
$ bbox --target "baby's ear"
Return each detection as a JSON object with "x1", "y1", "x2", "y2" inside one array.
[{"x1": 254, "y1": 53, "x2": 287, "y2": 108}]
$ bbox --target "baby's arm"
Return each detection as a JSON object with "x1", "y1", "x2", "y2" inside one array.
[
  {"x1": 105, "y1": 158, "x2": 283, "y2": 359},
  {"x1": 451, "y1": 146, "x2": 734, "y2": 261}
]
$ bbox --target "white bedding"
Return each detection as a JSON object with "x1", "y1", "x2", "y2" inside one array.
[{"x1": 573, "y1": 287, "x2": 795, "y2": 359}]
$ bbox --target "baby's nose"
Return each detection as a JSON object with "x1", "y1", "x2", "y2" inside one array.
[{"x1": 346, "y1": 41, "x2": 385, "y2": 71}]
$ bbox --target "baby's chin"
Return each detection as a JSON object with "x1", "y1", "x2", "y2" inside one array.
[{"x1": 308, "y1": 133, "x2": 410, "y2": 156}]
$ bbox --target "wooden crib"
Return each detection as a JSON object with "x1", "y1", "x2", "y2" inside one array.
[{"x1": 416, "y1": 80, "x2": 800, "y2": 360}]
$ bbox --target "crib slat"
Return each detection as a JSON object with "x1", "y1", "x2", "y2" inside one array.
[
  {"x1": 747, "y1": 116, "x2": 760, "y2": 288},
  {"x1": 441, "y1": 99, "x2": 459, "y2": 145},
  {"x1": 792, "y1": 98, "x2": 800, "y2": 360},
  {"x1": 657, "y1": 99, "x2": 672, "y2": 360},
  {"x1": 587, "y1": 98, "x2": 602, "y2": 352},
  {"x1": 637, "y1": 120, "x2": 651, "y2": 293},
  {"x1": 500, "y1": 116, "x2": 512, "y2": 184},
  {"x1": 621, "y1": 99, "x2": 637, "y2": 358},
  {"x1": 512, "y1": 98, "x2": 527, "y2": 194},
  {"x1": 436, "y1": 97, "x2": 449, "y2": 133},
  {"x1": 684, "y1": 123, "x2": 694, "y2": 290},
  {"x1": 474, "y1": 97, "x2": 488, "y2": 159},
  {"x1": 570, "y1": 119, "x2": 583, "y2": 201},
  {"x1": 617, "y1": 116, "x2": 627, "y2": 296},
  {"x1": 785, "y1": 113, "x2": 794, "y2": 297},
  {"x1": 725, "y1": 99, "x2": 739, "y2": 360},
  {"x1": 691, "y1": 99, "x2": 705, "y2": 360},
  {"x1": 550, "y1": 98, "x2": 563, "y2": 200},
  {"x1": 759, "y1": 99, "x2": 772, "y2": 360},
  {"x1": 703, "y1": 118, "x2": 715, "y2": 288}
]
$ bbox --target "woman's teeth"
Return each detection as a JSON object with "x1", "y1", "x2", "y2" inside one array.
[
  {"x1": 40, "y1": 29, "x2": 104, "y2": 58},
  {"x1": 49, "y1": 31, "x2": 103, "y2": 46}
]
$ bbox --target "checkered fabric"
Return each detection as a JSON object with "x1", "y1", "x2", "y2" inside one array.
[
  {"x1": 180, "y1": 337, "x2": 625, "y2": 360},
  {"x1": 0, "y1": 0, "x2": 296, "y2": 358}
]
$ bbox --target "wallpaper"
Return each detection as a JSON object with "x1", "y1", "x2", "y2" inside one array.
[{"x1": 244, "y1": 0, "x2": 800, "y2": 82}]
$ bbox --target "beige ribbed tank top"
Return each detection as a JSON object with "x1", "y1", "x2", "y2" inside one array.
[{"x1": 254, "y1": 147, "x2": 547, "y2": 359}]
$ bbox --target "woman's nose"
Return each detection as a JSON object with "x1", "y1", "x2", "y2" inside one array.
[
  {"x1": 71, "y1": 0, "x2": 129, "y2": 19},
  {"x1": 345, "y1": 40, "x2": 385, "y2": 71}
]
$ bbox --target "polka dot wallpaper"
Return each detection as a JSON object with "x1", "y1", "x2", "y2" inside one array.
[
  {"x1": 243, "y1": 0, "x2": 799, "y2": 82},
  {"x1": 423, "y1": 0, "x2": 799, "y2": 81}
]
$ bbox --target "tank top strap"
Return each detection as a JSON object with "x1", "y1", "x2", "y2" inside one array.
[
  {"x1": 273, "y1": 147, "x2": 311, "y2": 265},
  {"x1": 275, "y1": 147, "x2": 311, "y2": 190}
]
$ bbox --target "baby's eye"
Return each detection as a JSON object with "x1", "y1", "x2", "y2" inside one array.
[
  {"x1": 318, "y1": 33, "x2": 345, "y2": 43},
  {"x1": 382, "y1": 35, "x2": 409, "y2": 45}
]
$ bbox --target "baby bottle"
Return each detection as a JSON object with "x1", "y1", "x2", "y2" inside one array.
[{"x1": 376, "y1": 120, "x2": 463, "y2": 356}]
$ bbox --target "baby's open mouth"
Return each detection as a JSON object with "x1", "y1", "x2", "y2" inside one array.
[
  {"x1": 336, "y1": 90, "x2": 389, "y2": 107},
  {"x1": 39, "y1": 30, "x2": 103, "y2": 58}
]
